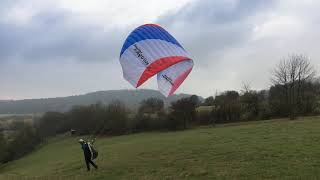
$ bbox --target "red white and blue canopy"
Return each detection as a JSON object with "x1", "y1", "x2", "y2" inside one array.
[{"x1": 119, "y1": 24, "x2": 193, "y2": 97}]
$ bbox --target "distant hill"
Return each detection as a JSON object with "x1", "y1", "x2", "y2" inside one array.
[{"x1": 0, "y1": 89, "x2": 202, "y2": 114}]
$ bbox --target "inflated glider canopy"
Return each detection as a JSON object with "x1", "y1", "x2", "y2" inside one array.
[{"x1": 119, "y1": 24, "x2": 193, "y2": 97}]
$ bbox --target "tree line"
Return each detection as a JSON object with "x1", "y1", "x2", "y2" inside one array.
[
  {"x1": 0, "y1": 54, "x2": 319, "y2": 164},
  {"x1": 0, "y1": 96, "x2": 199, "y2": 163},
  {"x1": 200, "y1": 54, "x2": 319, "y2": 123},
  {"x1": 0, "y1": 123, "x2": 41, "y2": 163},
  {"x1": 35, "y1": 95, "x2": 200, "y2": 138}
]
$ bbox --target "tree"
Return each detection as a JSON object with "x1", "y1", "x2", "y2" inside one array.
[
  {"x1": 240, "y1": 91, "x2": 260, "y2": 121},
  {"x1": 169, "y1": 97, "x2": 197, "y2": 129},
  {"x1": 241, "y1": 82, "x2": 252, "y2": 94},
  {"x1": 189, "y1": 95, "x2": 201, "y2": 107},
  {"x1": 202, "y1": 96, "x2": 214, "y2": 106},
  {"x1": 212, "y1": 91, "x2": 241, "y2": 123},
  {"x1": 68, "y1": 105, "x2": 96, "y2": 135},
  {"x1": 2, "y1": 125, "x2": 42, "y2": 163},
  {"x1": 96, "y1": 101, "x2": 127, "y2": 135},
  {"x1": 138, "y1": 98, "x2": 164, "y2": 114},
  {"x1": 0, "y1": 132, "x2": 6, "y2": 163},
  {"x1": 35, "y1": 112, "x2": 68, "y2": 138},
  {"x1": 315, "y1": 79, "x2": 320, "y2": 114},
  {"x1": 271, "y1": 54, "x2": 316, "y2": 119}
]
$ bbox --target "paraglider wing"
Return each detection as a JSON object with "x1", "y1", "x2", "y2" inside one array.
[
  {"x1": 157, "y1": 60, "x2": 193, "y2": 97},
  {"x1": 119, "y1": 24, "x2": 193, "y2": 96}
]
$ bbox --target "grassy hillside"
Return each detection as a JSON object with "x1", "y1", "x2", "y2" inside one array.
[{"x1": 1, "y1": 116, "x2": 320, "y2": 179}]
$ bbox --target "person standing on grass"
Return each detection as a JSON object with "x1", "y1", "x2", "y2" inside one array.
[{"x1": 79, "y1": 139, "x2": 98, "y2": 171}]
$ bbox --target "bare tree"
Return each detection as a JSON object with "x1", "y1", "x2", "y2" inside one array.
[
  {"x1": 296, "y1": 55, "x2": 317, "y2": 106},
  {"x1": 272, "y1": 54, "x2": 316, "y2": 119},
  {"x1": 241, "y1": 82, "x2": 252, "y2": 94}
]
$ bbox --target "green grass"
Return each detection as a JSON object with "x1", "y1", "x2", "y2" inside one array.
[{"x1": 1, "y1": 116, "x2": 320, "y2": 179}]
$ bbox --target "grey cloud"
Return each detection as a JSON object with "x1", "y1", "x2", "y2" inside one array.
[
  {"x1": 0, "y1": 23, "x2": 23, "y2": 59},
  {"x1": 0, "y1": 0, "x2": 13, "y2": 12},
  {"x1": 155, "y1": 0, "x2": 320, "y2": 96},
  {"x1": 160, "y1": 0, "x2": 274, "y2": 25},
  {"x1": 1, "y1": 0, "x2": 319, "y2": 99},
  {"x1": 157, "y1": 0, "x2": 276, "y2": 66},
  {"x1": 0, "y1": 10, "x2": 126, "y2": 63},
  {"x1": 0, "y1": 0, "x2": 275, "y2": 64}
]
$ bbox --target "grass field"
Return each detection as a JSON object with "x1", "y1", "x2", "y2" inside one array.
[{"x1": 1, "y1": 116, "x2": 320, "y2": 179}]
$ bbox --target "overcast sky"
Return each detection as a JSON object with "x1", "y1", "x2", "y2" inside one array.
[{"x1": 0, "y1": 0, "x2": 319, "y2": 100}]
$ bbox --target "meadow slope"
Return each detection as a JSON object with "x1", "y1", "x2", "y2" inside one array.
[{"x1": 1, "y1": 116, "x2": 320, "y2": 179}]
